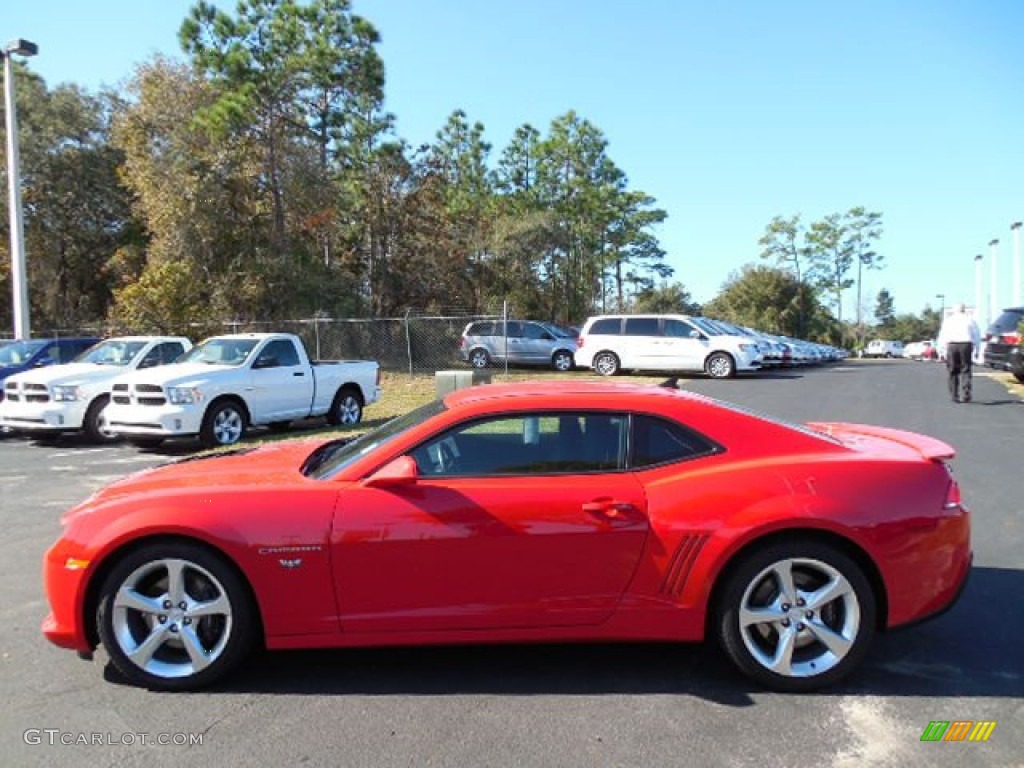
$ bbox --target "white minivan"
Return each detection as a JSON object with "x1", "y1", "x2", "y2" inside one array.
[
  {"x1": 575, "y1": 314, "x2": 763, "y2": 378},
  {"x1": 864, "y1": 339, "x2": 904, "y2": 358}
]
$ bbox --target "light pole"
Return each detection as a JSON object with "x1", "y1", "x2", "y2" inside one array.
[
  {"x1": 1012, "y1": 222, "x2": 1022, "y2": 308},
  {"x1": 935, "y1": 293, "x2": 945, "y2": 317},
  {"x1": 988, "y1": 238, "x2": 999, "y2": 326},
  {"x1": 974, "y1": 254, "x2": 983, "y2": 323},
  {"x1": 3, "y1": 38, "x2": 37, "y2": 340}
]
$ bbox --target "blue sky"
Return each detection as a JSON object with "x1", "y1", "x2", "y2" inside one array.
[{"x1": 6, "y1": 0, "x2": 1024, "y2": 322}]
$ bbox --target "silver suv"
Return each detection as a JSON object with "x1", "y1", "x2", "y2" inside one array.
[{"x1": 460, "y1": 320, "x2": 577, "y2": 371}]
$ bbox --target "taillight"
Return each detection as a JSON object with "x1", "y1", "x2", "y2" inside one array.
[
  {"x1": 1000, "y1": 333, "x2": 1021, "y2": 345},
  {"x1": 944, "y1": 476, "x2": 962, "y2": 510}
]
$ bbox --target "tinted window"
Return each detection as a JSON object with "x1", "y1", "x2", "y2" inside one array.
[
  {"x1": 588, "y1": 318, "x2": 621, "y2": 335},
  {"x1": 258, "y1": 339, "x2": 300, "y2": 367},
  {"x1": 632, "y1": 415, "x2": 718, "y2": 468},
  {"x1": 411, "y1": 412, "x2": 628, "y2": 476},
  {"x1": 56, "y1": 340, "x2": 95, "y2": 363},
  {"x1": 523, "y1": 323, "x2": 551, "y2": 340},
  {"x1": 467, "y1": 322, "x2": 495, "y2": 336},
  {"x1": 990, "y1": 310, "x2": 1023, "y2": 334},
  {"x1": 161, "y1": 342, "x2": 186, "y2": 364},
  {"x1": 504, "y1": 321, "x2": 524, "y2": 338},
  {"x1": 664, "y1": 319, "x2": 695, "y2": 338},
  {"x1": 624, "y1": 317, "x2": 660, "y2": 336}
]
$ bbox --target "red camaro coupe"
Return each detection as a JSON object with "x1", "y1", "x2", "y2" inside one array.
[{"x1": 42, "y1": 381, "x2": 971, "y2": 692}]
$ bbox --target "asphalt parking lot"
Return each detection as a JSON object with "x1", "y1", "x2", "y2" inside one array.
[{"x1": 1, "y1": 360, "x2": 1021, "y2": 768}]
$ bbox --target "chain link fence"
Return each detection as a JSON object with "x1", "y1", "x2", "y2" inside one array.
[{"x1": 9, "y1": 310, "x2": 513, "y2": 375}]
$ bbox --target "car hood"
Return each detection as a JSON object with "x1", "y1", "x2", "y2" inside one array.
[
  {"x1": 113, "y1": 361, "x2": 242, "y2": 388},
  {"x1": 64, "y1": 440, "x2": 332, "y2": 522},
  {"x1": 6, "y1": 363, "x2": 129, "y2": 388}
]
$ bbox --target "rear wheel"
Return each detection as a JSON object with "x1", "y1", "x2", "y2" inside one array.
[
  {"x1": 551, "y1": 350, "x2": 574, "y2": 372},
  {"x1": 468, "y1": 348, "x2": 490, "y2": 369},
  {"x1": 96, "y1": 541, "x2": 255, "y2": 691},
  {"x1": 593, "y1": 351, "x2": 620, "y2": 376},
  {"x1": 715, "y1": 540, "x2": 876, "y2": 692},
  {"x1": 326, "y1": 387, "x2": 362, "y2": 426}
]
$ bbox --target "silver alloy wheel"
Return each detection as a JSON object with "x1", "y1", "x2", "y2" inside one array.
[
  {"x1": 212, "y1": 406, "x2": 244, "y2": 445},
  {"x1": 594, "y1": 352, "x2": 619, "y2": 376},
  {"x1": 552, "y1": 351, "x2": 574, "y2": 371},
  {"x1": 110, "y1": 558, "x2": 233, "y2": 680},
  {"x1": 707, "y1": 353, "x2": 734, "y2": 378},
  {"x1": 469, "y1": 349, "x2": 489, "y2": 369},
  {"x1": 336, "y1": 394, "x2": 362, "y2": 425},
  {"x1": 738, "y1": 557, "x2": 860, "y2": 678}
]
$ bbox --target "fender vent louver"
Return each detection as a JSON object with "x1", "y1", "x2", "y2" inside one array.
[{"x1": 661, "y1": 533, "x2": 710, "y2": 597}]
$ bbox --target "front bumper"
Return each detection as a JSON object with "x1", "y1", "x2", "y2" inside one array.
[
  {"x1": 41, "y1": 539, "x2": 93, "y2": 653},
  {"x1": 0, "y1": 399, "x2": 88, "y2": 432},
  {"x1": 104, "y1": 402, "x2": 205, "y2": 437}
]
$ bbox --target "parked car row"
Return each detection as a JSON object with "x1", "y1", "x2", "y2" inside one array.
[
  {"x1": 983, "y1": 306, "x2": 1024, "y2": 383},
  {"x1": 461, "y1": 315, "x2": 846, "y2": 379},
  {"x1": 0, "y1": 333, "x2": 381, "y2": 447},
  {"x1": 903, "y1": 340, "x2": 938, "y2": 361}
]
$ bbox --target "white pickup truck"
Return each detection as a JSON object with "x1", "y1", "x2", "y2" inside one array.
[
  {"x1": 0, "y1": 336, "x2": 192, "y2": 442},
  {"x1": 104, "y1": 333, "x2": 381, "y2": 448}
]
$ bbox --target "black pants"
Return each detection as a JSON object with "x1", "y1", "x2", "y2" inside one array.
[{"x1": 946, "y1": 342, "x2": 974, "y2": 401}]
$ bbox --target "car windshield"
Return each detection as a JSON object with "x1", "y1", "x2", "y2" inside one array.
[
  {"x1": 74, "y1": 340, "x2": 148, "y2": 366},
  {"x1": 689, "y1": 317, "x2": 723, "y2": 336},
  {"x1": 179, "y1": 338, "x2": 259, "y2": 366},
  {"x1": 305, "y1": 399, "x2": 448, "y2": 479},
  {"x1": 0, "y1": 340, "x2": 47, "y2": 366},
  {"x1": 544, "y1": 324, "x2": 576, "y2": 338}
]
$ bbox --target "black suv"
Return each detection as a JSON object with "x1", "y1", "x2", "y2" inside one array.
[{"x1": 983, "y1": 307, "x2": 1024, "y2": 383}]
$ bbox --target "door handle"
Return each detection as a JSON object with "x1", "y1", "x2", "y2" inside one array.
[
  {"x1": 293, "y1": 372, "x2": 305, "y2": 377},
  {"x1": 582, "y1": 500, "x2": 640, "y2": 522}
]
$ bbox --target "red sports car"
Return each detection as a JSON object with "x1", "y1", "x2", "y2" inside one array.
[{"x1": 42, "y1": 381, "x2": 971, "y2": 692}]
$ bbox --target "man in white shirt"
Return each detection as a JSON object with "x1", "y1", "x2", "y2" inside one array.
[{"x1": 936, "y1": 303, "x2": 981, "y2": 402}]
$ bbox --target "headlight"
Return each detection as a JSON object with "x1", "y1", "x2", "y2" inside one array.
[
  {"x1": 52, "y1": 385, "x2": 82, "y2": 402},
  {"x1": 166, "y1": 386, "x2": 203, "y2": 405},
  {"x1": 739, "y1": 344, "x2": 756, "y2": 353}
]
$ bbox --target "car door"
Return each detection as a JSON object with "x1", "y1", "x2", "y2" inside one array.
[
  {"x1": 249, "y1": 339, "x2": 314, "y2": 421},
  {"x1": 517, "y1": 322, "x2": 555, "y2": 364},
  {"x1": 500, "y1": 321, "x2": 525, "y2": 364},
  {"x1": 332, "y1": 411, "x2": 649, "y2": 632},
  {"x1": 622, "y1": 317, "x2": 663, "y2": 368},
  {"x1": 656, "y1": 319, "x2": 704, "y2": 371}
]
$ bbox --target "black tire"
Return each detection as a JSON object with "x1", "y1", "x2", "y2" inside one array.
[
  {"x1": 96, "y1": 541, "x2": 255, "y2": 691},
  {"x1": 325, "y1": 387, "x2": 363, "y2": 427},
  {"x1": 199, "y1": 399, "x2": 247, "y2": 448},
  {"x1": 468, "y1": 348, "x2": 490, "y2": 369},
  {"x1": 715, "y1": 539, "x2": 876, "y2": 692},
  {"x1": 1014, "y1": 372, "x2": 1024, "y2": 384},
  {"x1": 128, "y1": 437, "x2": 165, "y2": 449},
  {"x1": 551, "y1": 350, "x2": 575, "y2": 372},
  {"x1": 83, "y1": 396, "x2": 119, "y2": 444},
  {"x1": 706, "y1": 352, "x2": 736, "y2": 379},
  {"x1": 593, "y1": 351, "x2": 620, "y2": 376}
]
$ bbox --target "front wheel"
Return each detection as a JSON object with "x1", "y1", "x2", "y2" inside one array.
[
  {"x1": 83, "y1": 396, "x2": 119, "y2": 444},
  {"x1": 199, "y1": 401, "x2": 247, "y2": 448},
  {"x1": 715, "y1": 540, "x2": 876, "y2": 692},
  {"x1": 326, "y1": 388, "x2": 363, "y2": 426},
  {"x1": 96, "y1": 541, "x2": 255, "y2": 691},
  {"x1": 593, "y1": 351, "x2": 620, "y2": 376},
  {"x1": 706, "y1": 352, "x2": 736, "y2": 379}
]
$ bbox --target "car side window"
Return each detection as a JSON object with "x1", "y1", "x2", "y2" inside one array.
[
  {"x1": 410, "y1": 412, "x2": 629, "y2": 477},
  {"x1": 504, "y1": 322, "x2": 524, "y2": 339},
  {"x1": 631, "y1": 415, "x2": 719, "y2": 468},
  {"x1": 54, "y1": 341, "x2": 77, "y2": 363},
  {"x1": 139, "y1": 346, "x2": 163, "y2": 369},
  {"x1": 256, "y1": 339, "x2": 299, "y2": 368},
  {"x1": 523, "y1": 323, "x2": 550, "y2": 341},
  {"x1": 588, "y1": 318, "x2": 621, "y2": 335},
  {"x1": 161, "y1": 342, "x2": 186, "y2": 364},
  {"x1": 664, "y1": 319, "x2": 695, "y2": 338},
  {"x1": 624, "y1": 318, "x2": 660, "y2": 336}
]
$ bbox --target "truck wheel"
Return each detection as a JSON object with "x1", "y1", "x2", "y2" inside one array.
[
  {"x1": 200, "y1": 400, "x2": 247, "y2": 448},
  {"x1": 83, "y1": 396, "x2": 119, "y2": 444},
  {"x1": 326, "y1": 388, "x2": 363, "y2": 426}
]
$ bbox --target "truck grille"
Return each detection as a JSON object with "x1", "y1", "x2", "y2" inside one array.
[
  {"x1": 110, "y1": 383, "x2": 167, "y2": 406},
  {"x1": 2, "y1": 381, "x2": 50, "y2": 403}
]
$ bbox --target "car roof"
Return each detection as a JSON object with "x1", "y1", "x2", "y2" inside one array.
[{"x1": 443, "y1": 380, "x2": 711, "y2": 409}]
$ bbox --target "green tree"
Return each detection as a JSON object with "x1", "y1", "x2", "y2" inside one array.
[
  {"x1": 631, "y1": 282, "x2": 700, "y2": 315},
  {"x1": 806, "y1": 213, "x2": 854, "y2": 324},
  {"x1": 874, "y1": 288, "x2": 895, "y2": 328},
  {"x1": 703, "y1": 264, "x2": 828, "y2": 338},
  {"x1": 845, "y1": 207, "x2": 884, "y2": 327}
]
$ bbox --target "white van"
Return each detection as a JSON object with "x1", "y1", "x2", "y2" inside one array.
[
  {"x1": 864, "y1": 340, "x2": 904, "y2": 358},
  {"x1": 575, "y1": 314, "x2": 763, "y2": 378}
]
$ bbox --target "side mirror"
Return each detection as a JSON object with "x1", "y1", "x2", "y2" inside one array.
[
  {"x1": 363, "y1": 455, "x2": 419, "y2": 488},
  {"x1": 689, "y1": 330, "x2": 702, "y2": 339},
  {"x1": 34, "y1": 357, "x2": 53, "y2": 367},
  {"x1": 252, "y1": 356, "x2": 278, "y2": 370}
]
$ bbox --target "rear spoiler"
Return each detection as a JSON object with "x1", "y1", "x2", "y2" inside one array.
[{"x1": 806, "y1": 422, "x2": 956, "y2": 461}]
